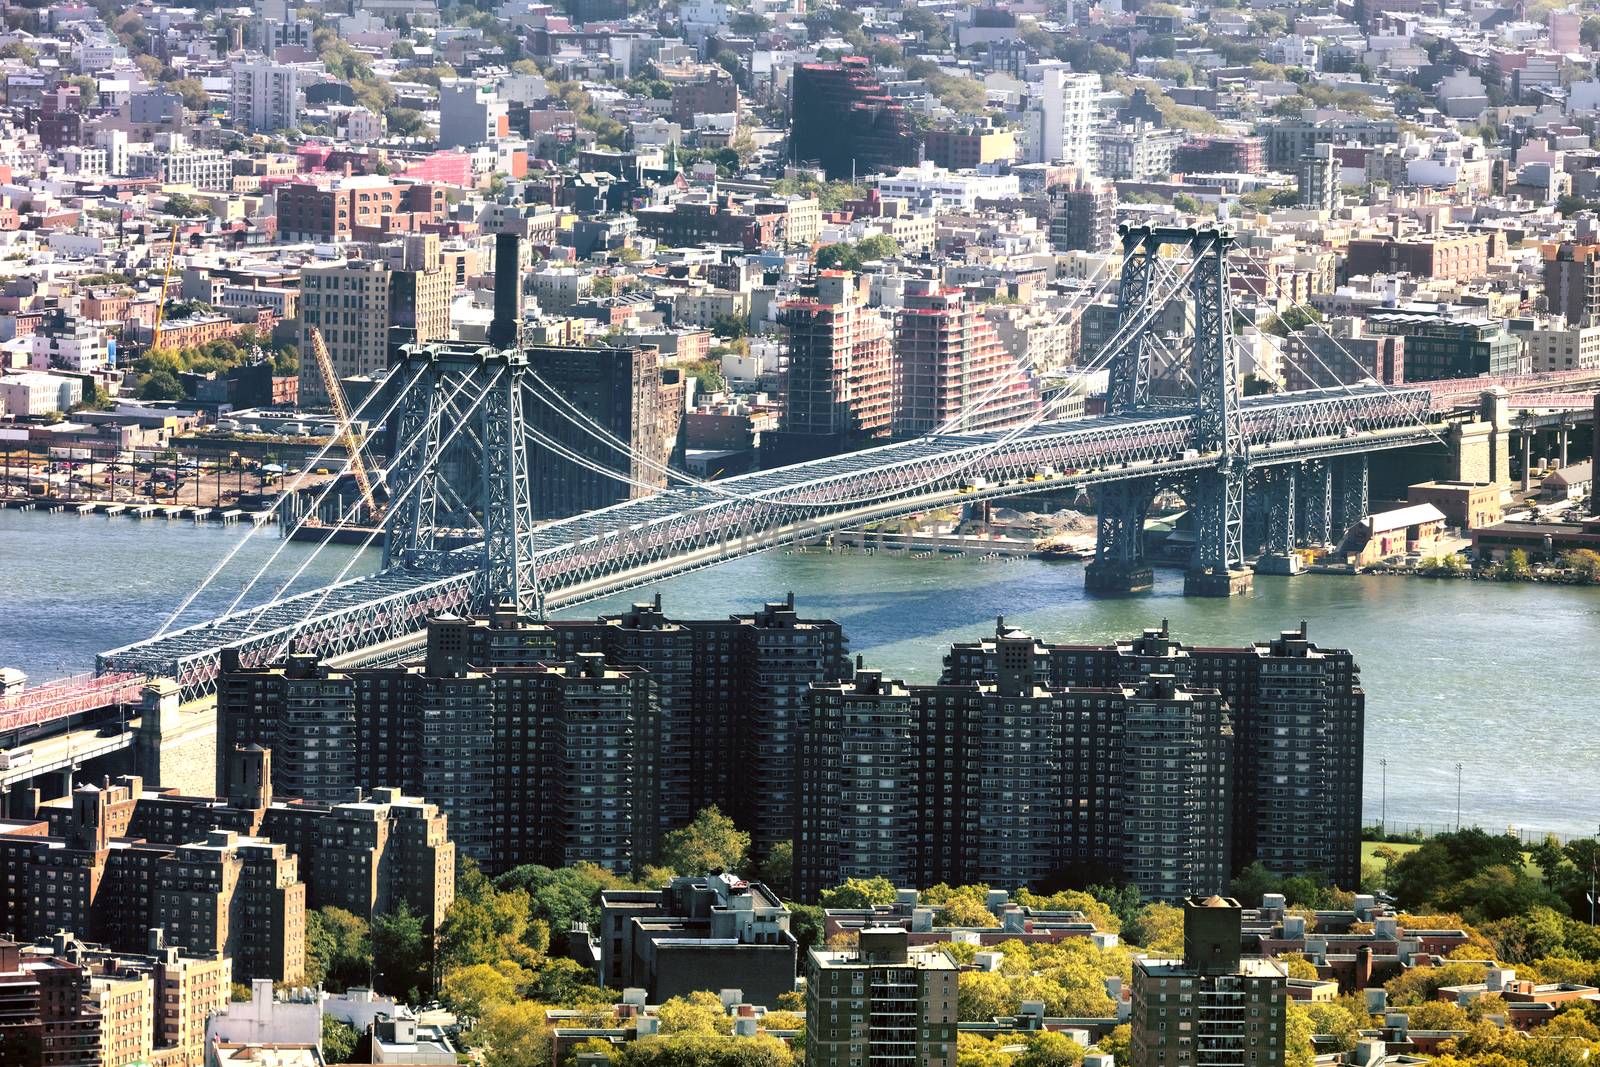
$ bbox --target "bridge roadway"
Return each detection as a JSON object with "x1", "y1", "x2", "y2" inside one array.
[{"x1": 100, "y1": 384, "x2": 1437, "y2": 699}]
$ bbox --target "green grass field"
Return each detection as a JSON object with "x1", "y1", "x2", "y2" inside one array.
[{"x1": 1362, "y1": 839, "x2": 1538, "y2": 875}]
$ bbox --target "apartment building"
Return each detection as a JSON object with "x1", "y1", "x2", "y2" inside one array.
[
  {"x1": 943, "y1": 621, "x2": 1365, "y2": 888},
  {"x1": 1130, "y1": 898, "x2": 1287, "y2": 1067},
  {"x1": 3, "y1": 751, "x2": 454, "y2": 983},
  {"x1": 805, "y1": 928, "x2": 957, "y2": 1067},
  {"x1": 231, "y1": 58, "x2": 300, "y2": 132},
  {"x1": 297, "y1": 233, "x2": 451, "y2": 403},
  {"x1": 0, "y1": 940, "x2": 100, "y2": 1067},
  {"x1": 595, "y1": 872, "x2": 796, "y2": 1004},
  {"x1": 218, "y1": 599, "x2": 849, "y2": 867},
  {"x1": 893, "y1": 279, "x2": 1041, "y2": 437},
  {"x1": 151, "y1": 832, "x2": 304, "y2": 984},
  {"x1": 796, "y1": 631, "x2": 1235, "y2": 902},
  {"x1": 776, "y1": 271, "x2": 894, "y2": 461}
]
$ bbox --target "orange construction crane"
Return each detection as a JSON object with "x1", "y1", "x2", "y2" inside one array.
[
  {"x1": 308, "y1": 326, "x2": 380, "y2": 519},
  {"x1": 151, "y1": 224, "x2": 179, "y2": 350}
]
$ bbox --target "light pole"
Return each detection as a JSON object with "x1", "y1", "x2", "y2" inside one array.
[
  {"x1": 1379, "y1": 758, "x2": 1388, "y2": 837},
  {"x1": 1454, "y1": 761, "x2": 1463, "y2": 832}
]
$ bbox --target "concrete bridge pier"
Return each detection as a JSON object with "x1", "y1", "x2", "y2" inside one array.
[
  {"x1": 1520, "y1": 430, "x2": 1534, "y2": 493},
  {"x1": 1085, "y1": 478, "x2": 1155, "y2": 595},
  {"x1": 1255, "y1": 466, "x2": 1304, "y2": 576}
]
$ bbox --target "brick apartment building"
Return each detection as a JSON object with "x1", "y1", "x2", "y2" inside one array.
[
  {"x1": 274, "y1": 176, "x2": 447, "y2": 242},
  {"x1": 218, "y1": 598, "x2": 848, "y2": 869},
  {"x1": 1131, "y1": 898, "x2": 1287, "y2": 1067},
  {"x1": 0, "y1": 749, "x2": 454, "y2": 984},
  {"x1": 0, "y1": 939, "x2": 100, "y2": 1067},
  {"x1": 893, "y1": 279, "x2": 1041, "y2": 436},
  {"x1": 775, "y1": 271, "x2": 894, "y2": 461},
  {"x1": 805, "y1": 928, "x2": 957, "y2": 1067}
]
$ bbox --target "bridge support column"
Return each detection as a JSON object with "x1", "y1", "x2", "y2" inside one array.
[
  {"x1": 1559, "y1": 426, "x2": 1570, "y2": 469},
  {"x1": 1186, "y1": 466, "x2": 1255, "y2": 597},
  {"x1": 1335, "y1": 455, "x2": 1369, "y2": 537},
  {"x1": 1297, "y1": 461, "x2": 1334, "y2": 546},
  {"x1": 1520, "y1": 430, "x2": 1533, "y2": 493},
  {"x1": 1255, "y1": 466, "x2": 1303, "y2": 576},
  {"x1": 1085, "y1": 478, "x2": 1155, "y2": 595}
]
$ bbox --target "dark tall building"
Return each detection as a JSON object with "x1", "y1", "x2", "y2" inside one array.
[
  {"x1": 523, "y1": 343, "x2": 672, "y2": 519},
  {"x1": 805, "y1": 928, "x2": 958, "y2": 1067},
  {"x1": 1130, "y1": 897, "x2": 1287, "y2": 1067},
  {"x1": 790, "y1": 59, "x2": 919, "y2": 181},
  {"x1": 219, "y1": 599, "x2": 849, "y2": 870},
  {"x1": 1048, "y1": 178, "x2": 1116, "y2": 254},
  {"x1": 0, "y1": 940, "x2": 100, "y2": 1067},
  {"x1": 942, "y1": 621, "x2": 1365, "y2": 888},
  {"x1": 1542, "y1": 241, "x2": 1600, "y2": 327},
  {"x1": 797, "y1": 627, "x2": 1235, "y2": 903}
]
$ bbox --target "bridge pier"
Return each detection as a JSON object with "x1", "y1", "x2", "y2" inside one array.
[
  {"x1": 1085, "y1": 478, "x2": 1155, "y2": 595},
  {"x1": 1255, "y1": 466, "x2": 1303, "y2": 576},
  {"x1": 1520, "y1": 429, "x2": 1533, "y2": 493},
  {"x1": 1559, "y1": 425, "x2": 1570, "y2": 469},
  {"x1": 1336, "y1": 455, "x2": 1369, "y2": 534},
  {"x1": 1297, "y1": 460, "x2": 1334, "y2": 546}
]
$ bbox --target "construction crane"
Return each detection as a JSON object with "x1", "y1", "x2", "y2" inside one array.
[
  {"x1": 308, "y1": 326, "x2": 380, "y2": 521},
  {"x1": 151, "y1": 224, "x2": 179, "y2": 350}
]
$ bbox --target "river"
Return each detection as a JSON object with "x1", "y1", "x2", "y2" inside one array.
[{"x1": 2, "y1": 508, "x2": 1597, "y2": 838}]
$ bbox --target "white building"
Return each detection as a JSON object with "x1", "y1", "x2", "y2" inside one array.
[
  {"x1": 1523, "y1": 322, "x2": 1600, "y2": 372},
  {"x1": 0, "y1": 372, "x2": 83, "y2": 416},
  {"x1": 94, "y1": 129, "x2": 128, "y2": 177},
  {"x1": 874, "y1": 161, "x2": 1020, "y2": 212},
  {"x1": 438, "y1": 79, "x2": 507, "y2": 148},
  {"x1": 231, "y1": 57, "x2": 300, "y2": 132},
  {"x1": 205, "y1": 980, "x2": 320, "y2": 1048},
  {"x1": 31, "y1": 322, "x2": 110, "y2": 372},
  {"x1": 1035, "y1": 66, "x2": 1099, "y2": 169}
]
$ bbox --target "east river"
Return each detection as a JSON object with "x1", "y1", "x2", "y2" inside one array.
[{"x1": 2, "y1": 508, "x2": 1597, "y2": 838}]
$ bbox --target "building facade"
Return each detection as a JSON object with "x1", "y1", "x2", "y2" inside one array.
[{"x1": 805, "y1": 929, "x2": 957, "y2": 1067}]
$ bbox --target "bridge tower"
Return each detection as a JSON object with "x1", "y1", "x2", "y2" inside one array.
[
  {"x1": 380, "y1": 233, "x2": 543, "y2": 617},
  {"x1": 1087, "y1": 225, "x2": 1253, "y2": 596}
]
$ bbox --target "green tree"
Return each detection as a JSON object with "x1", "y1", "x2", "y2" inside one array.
[
  {"x1": 306, "y1": 907, "x2": 372, "y2": 992},
  {"x1": 139, "y1": 368, "x2": 185, "y2": 401},
  {"x1": 819, "y1": 875, "x2": 898, "y2": 909},
  {"x1": 322, "y1": 1015, "x2": 359, "y2": 1063},
  {"x1": 659, "y1": 806, "x2": 750, "y2": 875},
  {"x1": 1126, "y1": 903, "x2": 1184, "y2": 954},
  {"x1": 440, "y1": 858, "x2": 544, "y2": 972},
  {"x1": 757, "y1": 840, "x2": 793, "y2": 897},
  {"x1": 372, "y1": 900, "x2": 431, "y2": 1002}
]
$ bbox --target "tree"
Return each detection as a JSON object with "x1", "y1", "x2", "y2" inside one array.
[
  {"x1": 1126, "y1": 903, "x2": 1184, "y2": 954},
  {"x1": 1408, "y1": 1000, "x2": 1472, "y2": 1031},
  {"x1": 757, "y1": 840, "x2": 793, "y2": 897},
  {"x1": 306, "y1": 907, "x2": 372, "y2": 992},
  {"x1": 926, "y1": 884, "x2": 999, "y2": 928},
  {"x1": 819, "y1": 876, "x2": 898, "y2": 909},
  {"x1": 139, "y1": 368, "x2": 185, "y2": 401},
  {"x1": 711, "y1": 314, "x2": 748, "y2": 340},
  {"x1": 657, "y1": 990, "x2": 733, "y2": 1034},
  {"x1": 1092, "y1": 1025, "x2": 1131, "y2": 1064},
  {"x1": 471, "y1": 1000, "x2": 554, "y2": 1067},
  {"x1": 322, "y1": 1015, "x2": 359, "y2": 1063},
  {"x1": 1016, "y1": 1030, "x2": 1087, "y2": 1067},
  {"x1": 1015, "y1": 889, "x2": 1122, "y2": 933},
  {"x1": 0, "y1": 43, "x2": 36, "y2": 63},
  {"x1": 659, "y1": 806, "x2": 750, "y2": 875},
  {"x1": 1564, "y1": 550, "x2": 1600, "y2": 582},
  {"x1": 440, "y1": 859, "x2": 543, "y2": 972},
  {"x1": 441, "y1": 961, "x2": 528, "y2": 1018},
  {"x1": 372, "y1": 900, "x2": 431, "y2": 1002},
  {"x1": 1502, "y1": 548, "x2": 1531, "y2": 580},
  {"x1": 172, "y1": 78, "x2": 208, "y2": 112}
]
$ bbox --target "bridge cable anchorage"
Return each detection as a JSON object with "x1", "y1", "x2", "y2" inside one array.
[
  {"x1": 266, "y1": 364, "x2": 507, "y2": 662},
  {"x1": 149, "y1": 357, "x2": 409, "y2": 639},
  {"x1": 237, "y1": 365, "x2": 488, "y2": 640},
  {"x1": 518, "y1": 249, "x2": 1204, "y2": 518},
  {"x1": 218, "y1": 358, "x2": 434, "y2": 621},
  {"x1": 1231, "y1": 248, "x2": 1450, "y2": 451}
]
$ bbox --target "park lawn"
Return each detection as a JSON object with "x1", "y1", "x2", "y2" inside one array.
[{"x1": 1361, "y1": 839, "x2": 1539, "y2": 874}]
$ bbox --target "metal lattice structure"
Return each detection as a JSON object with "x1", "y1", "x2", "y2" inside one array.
[{"x1": 101, "y1": 379, "x2": 1441, "y2": 699}]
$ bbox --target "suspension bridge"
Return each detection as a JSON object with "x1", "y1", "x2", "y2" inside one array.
[{"x1": 0, "y1": 225, "x2": 1583, "y2": 714}]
